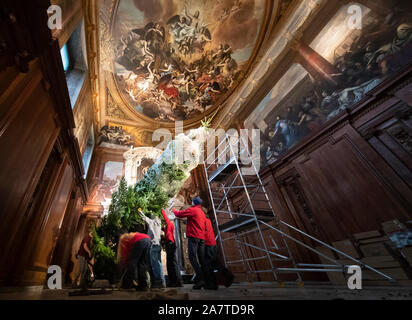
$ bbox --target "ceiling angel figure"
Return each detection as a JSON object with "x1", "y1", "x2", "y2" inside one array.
[{"x1": 132, "y1": 22, "x2": 166, "y2": 54}]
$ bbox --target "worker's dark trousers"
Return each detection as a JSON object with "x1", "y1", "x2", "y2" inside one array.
[
  {"x1": 166, "y1": 241, "x2": 183, "y2": 285},
  {"x1": 205, "y1": 245, "x2": 234, "y2": 287},
  {"x1": 204, "y1": 245, "x2": 222, "y2": 287},
  {"x1": 205, "y1": 245, "x2": 222, "y2": 267},
  {"x1": 188, "y1": 237, "x2": 207, "y2": 284},
  {"x1": 126, "y1": 238, "x2": 152, "y2": 288}
]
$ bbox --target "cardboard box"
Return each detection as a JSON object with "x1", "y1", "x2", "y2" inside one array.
[
  {"x1": 359, "y1": 242, "x2": 391, "y2": 257},
  {"x1": 353, "y1": 230, "x2": 381, "y2": 240},
  {"x1": 332, "y1": 240, "x2": 360, "y2": 259}
]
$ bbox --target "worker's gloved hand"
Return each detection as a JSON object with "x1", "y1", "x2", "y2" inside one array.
[{"x1": 172, "y1": 208, "x2": 178, "y2": 214}]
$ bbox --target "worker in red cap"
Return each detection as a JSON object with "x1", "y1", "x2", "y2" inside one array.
[
  {"x1": 172, "y1": 196, "x2": 208, "y2": 289},
  {"x1": 161, "y1": 209, "x2": 183, "y2": 287}
]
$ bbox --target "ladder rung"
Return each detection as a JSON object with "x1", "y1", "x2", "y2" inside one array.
[
  {"x1": 276, "y1": 268, "x2": 344, "y2": 273},
  {"x1": 226, "y1": 256, "x2": 268, "y2": 264},
  {"x1": 220, "y1": 185, "x2": 259, "y2": 190},
  {"x1": 296, "y1": 263, "x2": 341, "y2": 268},
  {"x1": 249, "y1": 270, "x2": 274, "y2": 274}
]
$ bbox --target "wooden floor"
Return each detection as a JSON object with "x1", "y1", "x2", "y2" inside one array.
[{"x1": 1, "y1": 282, "x2": 412, "y2": 300}]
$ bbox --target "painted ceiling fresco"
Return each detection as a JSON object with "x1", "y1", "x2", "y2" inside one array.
[{"x1": 103, "y1": 0, "x2": 266, "y2": 122}]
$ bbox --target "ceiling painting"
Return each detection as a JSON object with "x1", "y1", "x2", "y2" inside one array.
[{"x1": 99, "y1": 0, "x2": 268, "y2": 123}]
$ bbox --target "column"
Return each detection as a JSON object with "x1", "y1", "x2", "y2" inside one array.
[{"x1": 293, "y1": 40, "x2": 339, "y2": 86}]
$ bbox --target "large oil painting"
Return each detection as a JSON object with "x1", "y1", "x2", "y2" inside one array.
[
  {"x1": 112, "y1": 0, "x2": 266, "y2": 122},
  {"x1": 246, "y1": 1, "x2": 412, "y2": 168},
  {"x1": 89, "y1": 161, "x2": 125, "y2": 204}
]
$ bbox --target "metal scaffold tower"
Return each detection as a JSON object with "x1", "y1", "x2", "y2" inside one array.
[{"x1": 203, "y1": 133, "x2": 396, "y2": 285}]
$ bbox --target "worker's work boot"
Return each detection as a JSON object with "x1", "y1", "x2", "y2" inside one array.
[{"x1": 193, "y1": 280, "x2": 205, "y2": 290}]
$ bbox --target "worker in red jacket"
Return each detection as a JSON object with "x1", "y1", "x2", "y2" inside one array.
[
  {"x1": 172, "y1": 196, "x2": 208, "y2": 289},
  {"x1": 161, "y1": 209, "x2": 183, "y2": 287},
  {"x1": 117, "y1": 232, "x2": 152, "y2": 290},
  {"x1": 205, "y1": 216, "x2": 234, "y2": 288}
]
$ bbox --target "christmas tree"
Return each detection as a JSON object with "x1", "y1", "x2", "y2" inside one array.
[{"x1": 92, "y1": 124, "x2": 209, "y2": 280}]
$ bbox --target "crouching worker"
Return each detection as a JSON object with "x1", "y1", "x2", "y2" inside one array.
[
  {"x1": 161, "y1": 209, "x2": 183, "y2": 287},
  {"x1": 118, "y1": 232, "x2": 152, "y2": 291},
  {"x1": 205, "y1": 216, "x2": 234, "y2": 288}
]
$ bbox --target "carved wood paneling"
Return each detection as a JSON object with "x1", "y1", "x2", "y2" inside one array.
[
  {"x1": 21, "y1": 155, "x2": 75, "y2": 286},
  {"x1": 0, "y1": 1, "x2": 89, "y2": 286}
]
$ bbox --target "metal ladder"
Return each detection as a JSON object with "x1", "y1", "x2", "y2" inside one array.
[{"x1": 203, "y1": 133, "x2": 396, "y2": 285}]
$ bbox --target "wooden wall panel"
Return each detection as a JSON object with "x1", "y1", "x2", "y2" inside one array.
[
  {"x1": 291, "y1": 125, "x2": 409, "y2": 243},
  {"x1": 0, "y1": 60, "x2": 60, "y2": 283},
  {"x1": 68, "y1": 214, "x2": 88, "y2": 282},
  {"x1": 52, "y1": 188, "x2": 82, "y2": 282},
  {"x1": 0, "y1": 1, "x2": 88, "y2": 287},
  {"x1": 21, "y1": 155, "x2": 74, "y2": 286}
]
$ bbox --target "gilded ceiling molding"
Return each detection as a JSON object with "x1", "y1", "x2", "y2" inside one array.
[
  {"x1": 106, "y1": 91, "x2": 133, "y2": 121},
  {"x1": 83, "y1": 0, "x2": 101, "y2": 135},
  {"x1": 98, "y1": 0, "x2": 116, "y2": 74},
  {"x1": 214, "y1": 0, "x2": 327, "y2": 129}
]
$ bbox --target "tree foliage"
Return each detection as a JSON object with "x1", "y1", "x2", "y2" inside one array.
[
  {"x1": 91, "y1": 125, "x2": 208, "y2": 280},
  {"x1": 92, "y1": 164, "x2": 188, "y2": 279}
]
